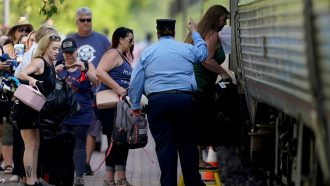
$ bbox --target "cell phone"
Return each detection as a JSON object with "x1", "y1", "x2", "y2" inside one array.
[{"x1": 64, "y1": 64, "x2": 79, "y2": 70}]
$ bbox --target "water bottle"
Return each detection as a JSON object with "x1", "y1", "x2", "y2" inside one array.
[{"x1": 14, "y1": 44, "x2": 24, "y2": 63}]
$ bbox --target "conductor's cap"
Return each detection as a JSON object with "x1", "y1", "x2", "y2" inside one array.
[{"x1": 156, "y1": 19, "x2": 176, "y2": 30}]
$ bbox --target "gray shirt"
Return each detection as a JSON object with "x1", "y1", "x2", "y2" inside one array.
[{"x1": 68, "y1": 32, "x2": 111, "y2": 68}]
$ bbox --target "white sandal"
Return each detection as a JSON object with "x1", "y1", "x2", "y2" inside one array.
[{"x1": 8, "y1": 175, "x2": 20, "y2": 183}]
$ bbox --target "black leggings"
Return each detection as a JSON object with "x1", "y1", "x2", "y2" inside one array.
[{"x1": 98, "y1": 108, "x2": 129, "y2": 169}]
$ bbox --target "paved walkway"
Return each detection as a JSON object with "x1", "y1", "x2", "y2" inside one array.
[
  {"x1": 85, "y1": 130, "x2": 164, "y2": 186},
  {"x1": 0, "y1": 131, "x2": 182, "y2": 186}
]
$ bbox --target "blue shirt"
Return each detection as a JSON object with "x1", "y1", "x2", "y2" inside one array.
[
  {"x1": 67, "y1": 32, "x2": 110, "y2": 93},
  {"x1": 97, "y1": 58, "x2": 132, "y2": 92},
  {"x1": 58, "y1": 69, "x2": 94, "y2": 125},
  {"x1": 128, "y1": 31, "x2": 208, "y2": 110},
  {"x1": 68, "y1": 32, "x2": 111, "y2": 68}
]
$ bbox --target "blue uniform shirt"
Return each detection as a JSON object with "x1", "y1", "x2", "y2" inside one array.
[{"x1": 128, "y1": 31, "x2": 208, "y2": 110}]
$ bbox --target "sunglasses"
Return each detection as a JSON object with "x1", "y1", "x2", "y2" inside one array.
[
  {"x1": 126, "y1": 38, "x2": 134, "y2": 43},
  {"x1": 18, "y1": 27, "x2": 29, "y2": 33},
  {"x1": 79, "y1": 18, "x2": 92, "y2": 23},
  {"x1": 63, "y1": 64, "x2": 79, "y2": 70},
  {"x1": 49, "y1": 35, "x2": 61, "y2": 41}
]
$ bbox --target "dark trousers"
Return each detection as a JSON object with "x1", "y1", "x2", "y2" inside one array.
[
  {"x1": 39, "y1": 130, "x2": 75, "y2": 186},
  {"x1": 147, "y1": 93, "x2": 205, "y2": 186},
  {"x1": 12, "y1": 126, "x2": 25, "y2": 177},
  {"x1": 61, "y1": 125, "x2": 89, "y2": 177}
]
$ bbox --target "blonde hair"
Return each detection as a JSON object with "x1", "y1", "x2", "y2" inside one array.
[
  {"x1": 35, "y1": 25, "x2": 58, "y2": 42},
  {"x1": 26, "y1": 30, "x2": 36, "y2": 50},
  {"x1": 33, "y1": 34, "x2": 60, "y2": 58}
]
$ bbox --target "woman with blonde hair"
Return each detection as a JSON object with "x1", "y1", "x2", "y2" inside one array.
[{"x1": 18, "y1": 34, "x2": 61, "y2": 186}]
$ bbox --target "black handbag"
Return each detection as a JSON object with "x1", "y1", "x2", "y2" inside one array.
[
  {"x1": 193, "y1": 79, "x2": 240, "y2": 146},
  {"x1": 0, "y1": 92, "x2": 12, "y2": 118},
  {"x1": 39, "y1": 79, "x2": 80, "y2": 131},
  {"x1": 214, "y1": 79, "x2": 239, "y2": 123},
  {"x1": 213, "y1": 79, "x2": 241, "y2": 145}
]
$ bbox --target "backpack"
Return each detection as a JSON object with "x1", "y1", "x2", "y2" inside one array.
[{"x1": 112, "y1": 100, "x2": 148, "y2": 149}]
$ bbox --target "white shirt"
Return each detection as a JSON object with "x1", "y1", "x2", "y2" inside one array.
[
  {"x1": 219, "y1": 25, "x2": 231, "y2": 54},
  {"x1": 14, "y1": 42, "x2": 38, "y2": 77}
]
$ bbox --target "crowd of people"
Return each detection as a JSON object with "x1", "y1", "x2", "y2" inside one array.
[{"x1": 0, "y1": 4, "x2": 230, "y2": 186}]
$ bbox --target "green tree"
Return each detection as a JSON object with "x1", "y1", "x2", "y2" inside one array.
[
  {"x1": 40, "y1": 0, "x2": 65, "y2": 20},
  {"x1": 2, "y1": 0, "x2": 170, "y2": 40}
]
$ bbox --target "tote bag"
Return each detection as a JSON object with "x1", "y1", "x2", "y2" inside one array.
[
  {"x1": 96, "y1": 89, "x2": 119, "y2": 109},
  {"x1": 14, "y1": 84, "x2": 46, "y2": 111}
]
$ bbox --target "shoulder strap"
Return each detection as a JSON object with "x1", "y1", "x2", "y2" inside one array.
[
  {"x1": 30, "y1": 48, "x2": 37, "y2": 61},
  {"x1": 38, "y1": 57, "x2": 54, "y2": 74},
  {"x1": 115, "y1": 49, "x2": 126, "y2": 61},
  {"x1": 0, "y1": 45, "x2": 4, "y2": 55},
  {"x1": 37, "y1": 57, "x2": 48, "y2": 65}
]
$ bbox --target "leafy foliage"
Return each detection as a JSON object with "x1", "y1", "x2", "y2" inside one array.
[
  {"x1": 2, "y1": 0, "x2": 169, "y2": 40},
  {"x1": 40, "y1": 0, "x2": 63, "y2": 20}
]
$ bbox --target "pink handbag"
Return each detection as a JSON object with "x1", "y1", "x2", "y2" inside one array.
[
  {"x1": 14, "y1": 84, "x2": 46, "y2": 111},
  {"x1": 96, "y1": 89, "x2": 120, "y2": 109}
]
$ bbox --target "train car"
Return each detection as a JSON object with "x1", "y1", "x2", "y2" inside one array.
[{"x1": 230, "y1": 0, "x2": 330, "y2": 185}]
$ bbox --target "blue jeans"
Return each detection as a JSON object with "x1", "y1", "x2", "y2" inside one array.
[
  {"x1": 61, "y1": 125, "x2": 89, "y2": 177},
  {"x1": 147, "y1": 93, "x2": 205, "y2": 186}
]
